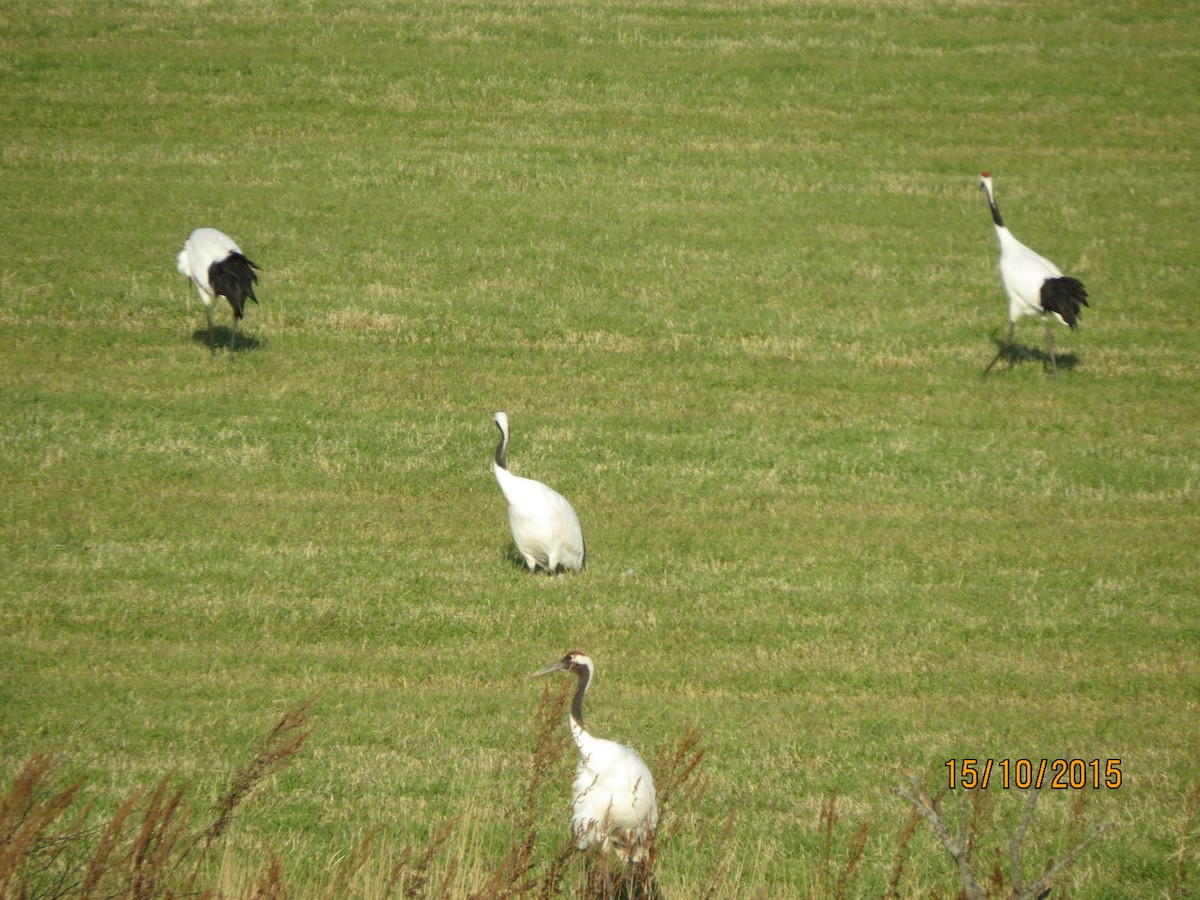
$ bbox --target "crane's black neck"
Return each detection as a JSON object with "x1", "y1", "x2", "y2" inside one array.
[
  {"x1": 986, "y1": 194, "x2": 1005, "y2": 229},
  {"x1": 571, "y1": 663, "x2": 591, "y2": 727},
  {"x1": 494, "y1": 423, "x2": 508, "y2": 470}
]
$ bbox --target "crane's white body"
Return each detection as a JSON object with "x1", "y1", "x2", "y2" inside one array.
[
  {"x1": 568, "y1": 719, "x2": 658, "y2": 859},
  {"x1": 175, "y1": 227, "x2": 260, "y2": 353},
  {"x1": 176, "y1": 228, "x2": 244, "y2": 312},
  {"x1": 531, "y1": 652, "x2": 658, "y2": 862},
  {"x1": 493, "y1": 412, "x2": 585, "y2": 574}
]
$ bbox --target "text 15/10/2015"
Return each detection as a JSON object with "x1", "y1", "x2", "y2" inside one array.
[{"x1": 945, "y1": 758, "x2": 1122, "y2": 791}]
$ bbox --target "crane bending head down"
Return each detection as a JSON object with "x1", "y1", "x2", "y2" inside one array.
[
  {"x1": 176, "y1": 227, "x2": 261, "y2": 355},
  {"x1": 492, "y1": 412, "x2": 585, "y2": 574}
]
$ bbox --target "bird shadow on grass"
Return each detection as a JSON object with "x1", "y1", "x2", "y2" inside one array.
[
  {"x1": 503, "y1": 546, "x2": 526, "y2": 571},
  {"x1": 986, "y1": 338, "x2": 1079, "y2": 373},
  {"x1": 191, "y1": 326, "x2": 264, "y2": 354}
]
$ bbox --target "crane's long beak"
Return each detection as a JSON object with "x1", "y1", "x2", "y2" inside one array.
[{"x1": 529, "y1": 659, "x2": 568, "y2": 679}]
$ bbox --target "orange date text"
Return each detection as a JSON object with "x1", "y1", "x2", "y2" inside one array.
[{"x1": 944, "y1": 758, "x2": 1122, "y2": 790}]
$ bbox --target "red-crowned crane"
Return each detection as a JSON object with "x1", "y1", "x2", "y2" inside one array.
[
  {"x1": 979, "y1": 172, "x2": 1089, "y2": 377},
  {"x1": 529, "y1": 651, "x2": 658, "y2": 862},
  {"x1": 176, "y1": 228, "x2": 261, "y2": 354},
  {"x1": 492, "y1": 412, "x2": 585, "y2": 574}
]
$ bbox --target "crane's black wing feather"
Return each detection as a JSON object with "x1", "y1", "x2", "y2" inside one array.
[
  {"x1": 208, "y1": 253, "x2": 261, "y2": 319},
  {"x1": 1040, "y1": 276, "x2": 1088, "y2": 329}
]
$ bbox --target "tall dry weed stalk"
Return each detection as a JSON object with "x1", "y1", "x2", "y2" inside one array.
[
  {"x1": 470, "y1": 677, "x2": 579, "y2": 899},
  {"x1": 381, "y1": 814, "x2": 463, "y2": 900},
  {"x1": 378, "y1": 679, "x2": 578, "y2": 900},
  {"x1": 506, "y1": 676, "x2": 577, "y2": 896},
  {"x1": 812, "y1": 787, "x2": 870, "y2": 900},
  {"x1": 0, "y1": 695, "x2": 316, "y2": 899},
  {"x1": 0, "y1": 752, "x2": 84, "y2": 897},
  {"x1": 197, "y1": 694, "x2": 317, "y2": 864},
  {"x1": 249, "y1": 854, "x2": 289, "y2": 899},
  {"x1": 693, "y1": 807, "x2": 737, "y2": 900},
  {"x1": 883, "y1": 804, "x2": 921, "y2": 899}
]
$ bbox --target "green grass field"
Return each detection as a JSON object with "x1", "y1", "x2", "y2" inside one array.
[{"x1": 1, "y1": 0, "x2": 1197, "y2": 895}]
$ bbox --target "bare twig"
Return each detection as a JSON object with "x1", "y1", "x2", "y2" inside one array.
[
  {"x1": 1008, "y1": 785, "x2": 1042, "y2": 897},
  {"x1": 1024, "y1": 818, "x2": 1113, "y2": 900},
  {"x1": 894, "y1": 773, "x2": 986, "y2": 900},
  {"x1": 895, "y1": 771, "x2": 1113, "y2": 900}
]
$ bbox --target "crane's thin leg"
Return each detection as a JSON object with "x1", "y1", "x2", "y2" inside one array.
[
  {"x1": 622, "y1": 862, "x2": 647, "y2": 899},
  {"x1": 1044, "y1": 319, "x2": 1057, "y2": 377},
  {"x1": 981, "y1": 322, "x2": 1015, "y2": 378},
  {"x1": 229, "y1": 314, "x2": 239, "y2": 357},
  {"x1": 205, "y1": 304, "x2": 216, "y2": 354}
]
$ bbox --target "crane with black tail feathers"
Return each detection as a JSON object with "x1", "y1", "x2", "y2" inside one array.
[
  {"x1": 176, "y1": 227, "x2": 261, "y2": 355},
  {"x1": 978, "y1": 173, "x2": 1089, "y2": 377},
  {"x1": 492, "y1": 411, "x2": 585, "y2": 574},
  {"x1": 529, "y1": 651, "x2": 658, "y2": 865}
]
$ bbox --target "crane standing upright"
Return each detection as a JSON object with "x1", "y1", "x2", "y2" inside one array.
[
  {"x1": 978, "y1": 173, "x2": 1089, "y2": 377},
  {"x1": 176, "y1": 228, "x2": 261, "y2": 355},
  {"x1": 529, "y1": 650, "x2": 658, "y2": 862}
]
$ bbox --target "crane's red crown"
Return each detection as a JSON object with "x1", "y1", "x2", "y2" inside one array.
[{"x1": 980, "y1": 171, "x2": 991, "y2": 178}]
